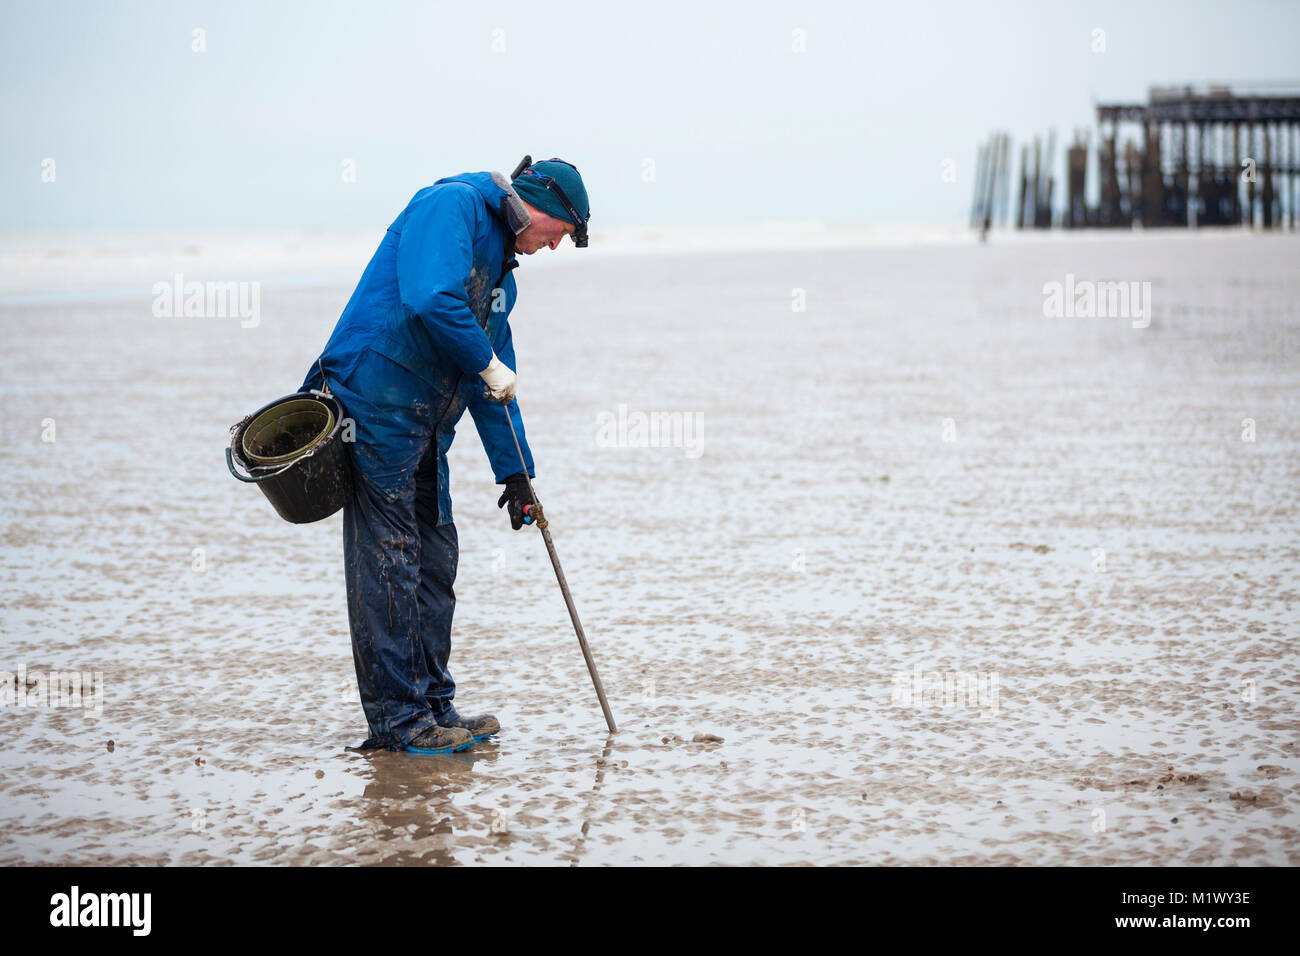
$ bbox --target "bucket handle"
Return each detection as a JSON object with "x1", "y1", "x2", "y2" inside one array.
[{"x1": 226, "y1": 445, "x2": 306, "y2": 483}]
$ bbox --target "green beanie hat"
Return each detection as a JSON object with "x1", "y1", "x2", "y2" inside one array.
[{"x1": 511, "y1": 158, "x2": 590, "y2": 228}]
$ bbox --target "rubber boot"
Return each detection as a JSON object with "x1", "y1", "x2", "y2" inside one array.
[
  {"x1": 439, "y1": 712, "x2": 500, "y2": 742},
  {"x1": 406, "y1": 724, "x2": 474, "y2": 754}
]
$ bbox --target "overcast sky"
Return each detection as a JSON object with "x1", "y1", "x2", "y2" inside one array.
[{"x1": 3, "y1": 0, "x2": 1297, "y2": 229}]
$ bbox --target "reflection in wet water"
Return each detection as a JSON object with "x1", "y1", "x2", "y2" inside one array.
[{"x1": 567, "y1": 734, "x2": 617, "y2": 867}]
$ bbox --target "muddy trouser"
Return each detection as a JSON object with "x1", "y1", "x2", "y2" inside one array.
[{"x1": 327, "y1": 349, "x2": 463, "y2": 750}]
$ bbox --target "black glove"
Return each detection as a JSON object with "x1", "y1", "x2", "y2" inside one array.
[{"x1": 497, "y1": 473, "x2": 536, "y2": 530}]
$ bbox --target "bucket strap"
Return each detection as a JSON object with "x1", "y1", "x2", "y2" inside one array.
[{"x1": 316, "y1": 356, "x2": 332, "y2": 397}]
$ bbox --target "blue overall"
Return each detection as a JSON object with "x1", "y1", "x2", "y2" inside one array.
[{"x1": 300, "y1": 172, "x2": 535, "y2": 750}]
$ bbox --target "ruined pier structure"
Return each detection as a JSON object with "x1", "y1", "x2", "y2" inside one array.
[{"x1": 972, "y1": 85, "x2": 1300, "y2": 231}]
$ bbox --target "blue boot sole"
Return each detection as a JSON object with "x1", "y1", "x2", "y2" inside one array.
[{"x1": 405, "y1": 738, "x2": 476, "y2": 755}]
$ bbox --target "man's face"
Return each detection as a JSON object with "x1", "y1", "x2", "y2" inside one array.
[{"x1": 516, "y1": 204, "x2": 576, "y2": 255}]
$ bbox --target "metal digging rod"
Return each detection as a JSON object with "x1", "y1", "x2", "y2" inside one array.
[{"x1": 502, "y1": 405, "x2": 617, "y2": 734}]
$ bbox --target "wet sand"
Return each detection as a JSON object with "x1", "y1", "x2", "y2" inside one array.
[{"x1": 0, "y1": 229, "x2": 1297, "y2": 865}]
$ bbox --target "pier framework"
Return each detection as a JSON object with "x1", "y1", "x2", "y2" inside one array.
[{"x1": 972, "y1": 85, "x2": 1300, "y2": 231}]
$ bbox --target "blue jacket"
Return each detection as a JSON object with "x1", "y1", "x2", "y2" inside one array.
[{"x1": 301, "y1": 171, "x2": 534, "y2": 524}]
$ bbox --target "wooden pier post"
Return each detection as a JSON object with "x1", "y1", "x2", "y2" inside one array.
[
  {"x1": 1125, "y1": 139, "x2": 1141, "y2": 225},
  {"x1": 1142, "y1": 121, "x2": 1161, "y2": 227},
  {"x1": 971, "y1": 142, "x2": 987, "y2": 229},
  {"x1": 1263, "y1": 122, "x2": 1274, "y2": 229},
  {"x1": 1016, "y1": 144, "x2": 1028, "y2": 229},
  {"x1": 1039, "y1": 129, "x2": 1057, "y2": 228},
  {"x1": 999, "y1": 132, "x2": 1012, "y2": 227},
  {"x1": 1293, "y1": 123, "x2": 1298, "y2": 230},
  {"x1": 1246, "y1": 122, "x2": 1256, "y2": 228},
  {"x1": 981, "y1": 133, "x2": 999, "y2": 237},
  {"x1": 1066, "y1": 131, "x2": 1086, "y2": 227},
  {"x1": 1232, "y1": 122, "x2": 1241, "y2": 226}
]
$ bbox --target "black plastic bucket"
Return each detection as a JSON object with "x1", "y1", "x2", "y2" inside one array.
[{"x1": 226, "y1": 390, "x2": 353, "y2": 524}]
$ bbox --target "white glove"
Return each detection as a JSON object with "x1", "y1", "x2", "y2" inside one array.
[{"x1": 478, "y1": 352, "x2": 517, "y2": 405}]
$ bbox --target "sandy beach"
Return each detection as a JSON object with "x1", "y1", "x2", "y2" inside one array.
[{"x1": 0, "y1": 228, "x2": 1296, "y2": 865}]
